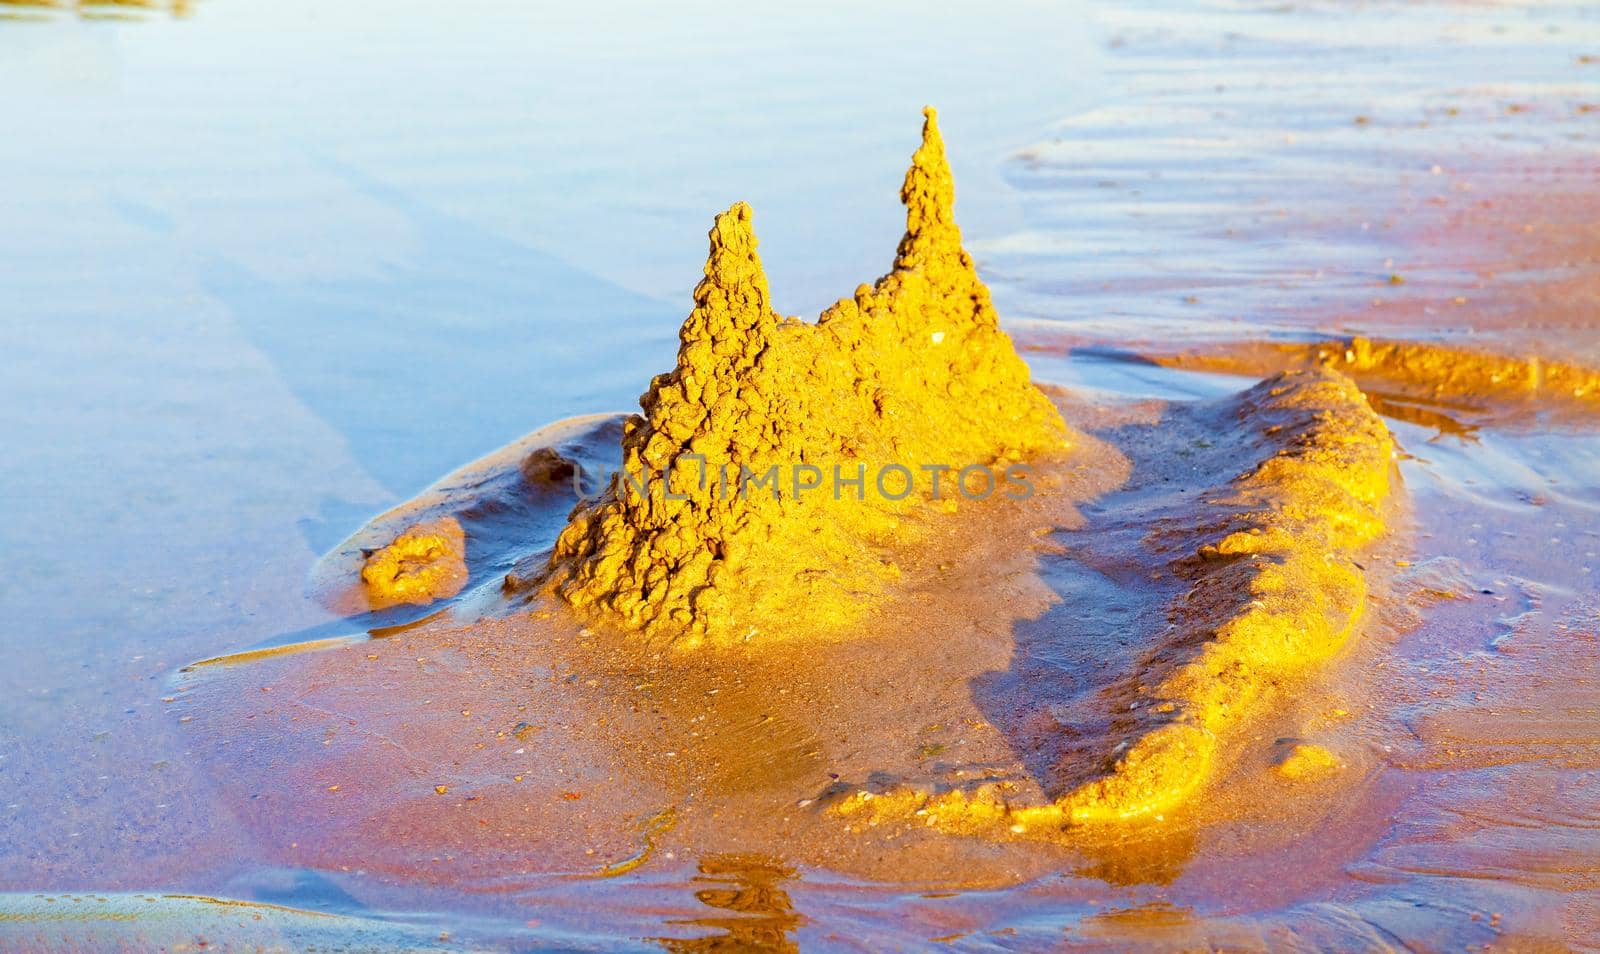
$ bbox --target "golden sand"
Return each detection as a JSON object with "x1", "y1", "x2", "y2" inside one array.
[
  {"x1": 1273, "y1": 742, "x2": 1343, "y2": 780},
  {"x1": 328, "y1": 112, "x2": 1398, "y2": 832},
  {"x1": 359, "y1": 516, "x2": 467, "y2": 608},
  {"x1": 1152, "y1": 335, "x2": 1600, "y2": 425},
  {"x1": 535, "y1": 109, "x2": 1069, "y2": 646},
  {"x1": 832, "y1": 368, "x2": 1393, "y2": 830}
]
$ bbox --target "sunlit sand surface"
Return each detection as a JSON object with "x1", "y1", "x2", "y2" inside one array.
[{"x1": 173, "y1": 361, "x2": 1393, "y2": 856}]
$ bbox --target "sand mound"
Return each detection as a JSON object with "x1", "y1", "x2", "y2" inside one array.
[
  {"x1": 359, "y1": 517, "x2": 467, "y2": 608},
  {"x1": 531, "y1": 109, "x2": 1069, "y2": 645}
]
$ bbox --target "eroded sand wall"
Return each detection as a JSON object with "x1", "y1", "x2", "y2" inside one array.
[{"x1": 835, "y1": 368, "x2": 1395, "y2": 831}]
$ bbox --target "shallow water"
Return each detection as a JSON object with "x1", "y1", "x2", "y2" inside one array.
[{"x1": 3, "y1": 0, "x2": 1598, "y2": 949}]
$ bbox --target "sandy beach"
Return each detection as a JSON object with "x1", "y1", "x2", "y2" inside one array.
[{"x1": 1, "y1": 0, "x2": 1596, "y2": 949}]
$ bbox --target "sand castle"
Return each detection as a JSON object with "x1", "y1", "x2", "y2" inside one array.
[
  {"x1": 339, "y1": 109, "x2": 1397, "y2": 830},
  {"x1": 531, "y1": 108, "x2": 1069, "y2": 645}
]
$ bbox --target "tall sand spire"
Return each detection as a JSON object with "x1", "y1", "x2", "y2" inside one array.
[
  {"x1": 676, "y1": 201, "x2": 776, "y2": 353},
  {"x1": 640, "y1": 202, "x2": 778, "y2": 467},
  {"x1": 896, "y1": 106, "x2": 961, "y2": 272}
]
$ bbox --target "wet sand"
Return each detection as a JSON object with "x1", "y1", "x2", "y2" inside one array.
[{"x1": 158, "y1": 374, "x2": 1375, "y2": 909}]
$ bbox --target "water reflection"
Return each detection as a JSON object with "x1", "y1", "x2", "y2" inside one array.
[
  {"x1": 658, "y1": 855, "x2": 803, "y2": 954},
  {"x1": 1362, "y1": 391, "x2": 1481, "y2": 445},
  {"x1": 1077, "y1": 901, "x2": 1201, "y2": 944},
  {"x1": 0, "y1": 0, "x2": 194, "y2": 19},
  {"x1": 1075, "y1": 827, "x2": 1196, "y2": 888}
]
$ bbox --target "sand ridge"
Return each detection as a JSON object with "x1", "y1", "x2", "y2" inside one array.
[{"x1": 829, "y1": 368, "x2": 1394, "y2": 832}]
